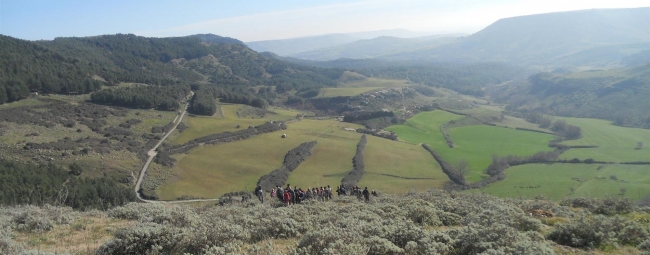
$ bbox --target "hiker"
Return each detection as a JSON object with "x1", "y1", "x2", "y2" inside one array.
[
  {"x1": 327, "y1": 185, "x2": 332, "y2": 200},
  {"x1": 283, "y1": 190, "x2": 291, "y2": 206},
  {"x1": 286, "y1": 185, "x2": 293, "y2": 205},
  {"x1": 254, "y1": 185, "x2": 264, "y2": 203},
  {"x1": 276, "y1": 186, "x2": 284, "y2": 203},
  {"x1": 270, "y1": 189, "x2": 276, "y2": 199},
  {"x1": 363, "y1": 187, "x2": 370, "y2": 202},
  {"x1": 294, "y1": 188, "x2": 301, "y2": 204}
]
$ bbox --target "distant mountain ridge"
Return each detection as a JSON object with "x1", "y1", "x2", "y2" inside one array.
[
  {"x1": 289, "y1": 34, "x2": 464, "y2": 61},
  {"x1": 383, "y1": 8, "x2": 650, "y2": 67},
  {"x1": 245, "y1": 29, "x2": 437, "y2": 56}
]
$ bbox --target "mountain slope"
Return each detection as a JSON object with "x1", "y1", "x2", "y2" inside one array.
[
  {"x1": 491, "y1": 63, "x2": 650, "y2": 128},
  {"x1": 0, "y1": 35, "x2": 102, "y2": 103},
  {"x1": 385, "y1": 8, "x2": 650, "y2": 67},
  {"x1": 0, "y1": 34, "x2": 344, "y2": 106},
  {"x1": 245, "y1": 29, "x2": 435, "y2": 56},
  {"x1": 289, "y1": 34, "x2": 462, "y2": 61}
]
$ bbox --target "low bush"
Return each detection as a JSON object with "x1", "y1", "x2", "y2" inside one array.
[{"x1": 547, "y1": 215, "x2": 649, "y2": 249}]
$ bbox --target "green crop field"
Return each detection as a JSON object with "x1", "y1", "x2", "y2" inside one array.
[
  {"x1": 357, "y1": 136, "x2": 449, "y2": 194},
  {"x1": 158, "y1": 119, "x2": 365, "y2": 199},
  {"x1": 557, "y1": 117, "x2": 650, "y2": 162},
  {"x1": 481, "y1": 163, "x2": 650, "y2": 201},
  {"x1": 388, "y1": 111, "x2": 556, "y2": 182},
  {"x1": 172, "y1": 104, "x2": 302, "y2": 145}
]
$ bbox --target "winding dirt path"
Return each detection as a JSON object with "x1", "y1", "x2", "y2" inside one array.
[{"x1": 133, "y1": 92, "x2": 222, "y2": 204}]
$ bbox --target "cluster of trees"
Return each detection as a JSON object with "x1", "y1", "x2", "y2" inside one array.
[
  {"x1": 0, "y1": 159, "x2": 135, "y2": 210},
  {"x1": 343, "y1": 111, "x2": 394, "y2": 122},
  {"x1": 257, "y1": 141, "x2": 317, "y2": 191},
  {"x1": 90, "y1": 85, "x2": 190, "y2": 111},
  {"x1": 526, "y1": 113, "x2": 582, "y2": 139},
  {"x1": 188, "y1": 89, "x2": 216, "y2": 116},
  {"x1": 341, "y1": 135, "x2": 367, "y2": 187}
]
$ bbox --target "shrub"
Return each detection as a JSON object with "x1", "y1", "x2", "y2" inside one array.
[{"x1": 547, "y1": 215, "x2": 649, "y2": 249}]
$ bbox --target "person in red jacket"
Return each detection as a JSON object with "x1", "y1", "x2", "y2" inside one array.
[{"x1": 283, "y1": 190, "x2": 291, "y2": 206}]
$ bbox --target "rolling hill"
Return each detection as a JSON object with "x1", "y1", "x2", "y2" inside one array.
[
  {"x1": 383, "y1": 8, "x2": 650, "y2": 67},
  {"x1": 289, "y1": 34, "x2": 463, "y2": 61},
  {"x1": 0, "y1": 33, "x2": 345, "y2": 106},
  {"x1": 490, "y1": 63, "x2": 650, "y2": 128},
  {"x1": 245, "y1": 29, "x2": 436, "y2": 56}
]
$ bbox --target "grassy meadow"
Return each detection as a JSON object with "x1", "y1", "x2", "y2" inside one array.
[
  {"x1": 388, "y1": 110, "x2": 556, "y2": 182},
  {"x1": 172, "y1": 104, "x2": 302, "y2": 145},
  {"x1": 357, "y1": 136, "x2": 449, "y2": 194},
  {"x1": 316, "y1": 78, "x2": 410, "y2": 98},
  {"x1": 158, "y1": 119, "x2": 365, "y2": 199},
  {"x1": 557, "y1": 117, "x2": 650, "y2": 162},
  {"x1": 480, "y1": 163, "x2": 650, "y2": 201}
]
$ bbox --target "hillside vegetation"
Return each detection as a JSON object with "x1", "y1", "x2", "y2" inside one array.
[
  {"x1": 492, "y1": 63, "x2": 650, "y2": 128},
  {"x1": 2, "y1": 191, "x2": 649, "y2": 254}
]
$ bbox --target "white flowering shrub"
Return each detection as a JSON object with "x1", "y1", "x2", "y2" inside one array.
[{"x1": 547, "y1": 215, "x2": 649, "y2": 249}]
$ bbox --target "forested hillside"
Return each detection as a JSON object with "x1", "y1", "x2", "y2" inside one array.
[
  {"x1": 0, "y1": 35, "x2": 102, "y2": 103},
  {"x1": 491, "y1": 63, "x2": 650, "y2": 128},
  {"x1": 0, "y1": 34, "x2": 345, "y2": 110},
  {"x1": 0, "y1": 159, "x2": 135, "y2": 210},
  {"x1": 357, "y1": 62, "x2": 526, "y2": 96}
]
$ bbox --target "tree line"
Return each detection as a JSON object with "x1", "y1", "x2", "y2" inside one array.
[
  {"x1": 90, "y1": 85, "x2": 190, "y2": 111},
  {"x1": 0, "y1": 159, "x2": 135, "y2": 210}
]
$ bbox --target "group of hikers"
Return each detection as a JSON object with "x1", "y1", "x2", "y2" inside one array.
[{"x1": 253, "y1": 184, "x2": 377, "y2": 206}]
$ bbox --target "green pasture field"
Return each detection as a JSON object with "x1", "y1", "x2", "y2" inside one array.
[
  {"x1": 386, "y1": 110, "x2": 465, "y2": 148},
  {"x1": 340, "y1": 78, "x2": 410, "y2": 88},
  {"x1": 357, "y1": 136, "x2": 449, "y2": 194},
  {"x1": 285, "y1": 122, "x2": 364, "y2": 190},
  {"x1": 0, "y1": 97, "x2": 46, "y2": 110},
  {"x1": 316, "y1": 78, "x2": 411, "y2": 98},
  {"x1": 443, "y1": 126, "x2": 555, "y2": 181},
  {"x1": 171, "y1": 104, "x2": 302, "y2": 145},
  {"x1": 158, "y1": 119, "x2": 365, "y2": 199},
  {"x1": 388, "y1": 111, "x2": 556, "y2": 182},
  {"x1": 316, "y1": 87, "x2": 383, "y2": 98},
  {"x1": 480, "y1": 163, "x2": 650, "y2": 201},
  {"x1": 557, "y1": 117, "x2": 650, "y2": 162}
]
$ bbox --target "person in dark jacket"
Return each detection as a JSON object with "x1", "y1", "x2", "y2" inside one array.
[
  {"x1": 254, "y1": 185, "x2": 264, "y2": 203},
  {"x1": 362, "y1": 187, "x2": 370, "y2": 202}
]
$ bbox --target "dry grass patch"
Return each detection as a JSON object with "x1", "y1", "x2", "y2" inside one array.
[{"x1": 14, "y1": 216, "x2": 132, "y2": 255}]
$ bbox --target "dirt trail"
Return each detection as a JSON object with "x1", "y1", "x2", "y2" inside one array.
[{"x1": 133, "y1": 92, "x2": 221, "y2": 204}]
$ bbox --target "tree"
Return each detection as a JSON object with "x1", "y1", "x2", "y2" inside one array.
[
  {"x1": 69, "y1": 162, "x2": 83, "y2": 176},
  {"x1": 636, "y1": 141, "x2": 643, "y2": 150},
  {"x1": 455, "y1": 160, "x2": 470, "y2": 177}
]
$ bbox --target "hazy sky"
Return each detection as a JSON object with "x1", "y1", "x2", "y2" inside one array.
[{"x1": 1, "y1": 0, "x2": 647, "y2": 42}]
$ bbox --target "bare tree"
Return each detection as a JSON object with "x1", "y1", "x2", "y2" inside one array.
[{"x1": 455, "y1": 160, "x2": 471, "y2": 177}]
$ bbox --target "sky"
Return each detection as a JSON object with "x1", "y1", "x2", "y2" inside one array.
[{"x1": 1, "y1": 0, "x2": 647, "y2": 42}]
